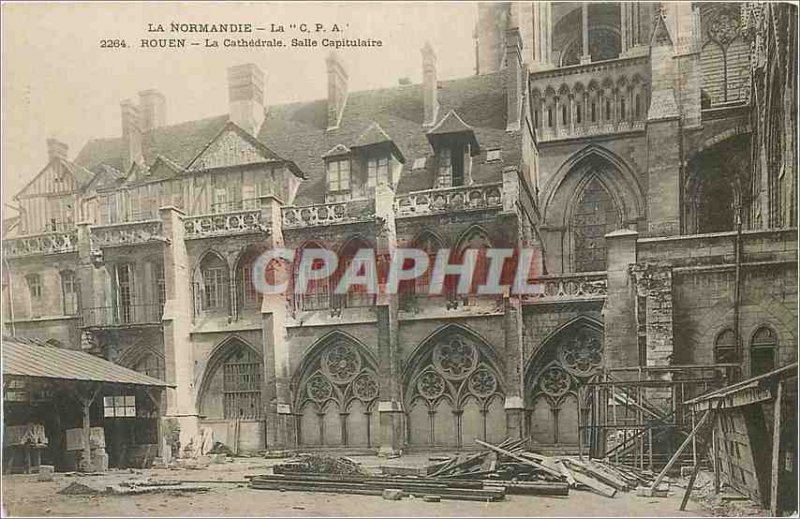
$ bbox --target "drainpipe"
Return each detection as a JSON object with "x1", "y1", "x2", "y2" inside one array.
[
  {"x1": 2, "y1": 255, "x2": 15, "y2": 336},
  {"x1": 732, "y1": 186, "x2": 743, "y2": 382}
]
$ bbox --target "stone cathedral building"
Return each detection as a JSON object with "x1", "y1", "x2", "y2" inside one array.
[{"x1": 2, "y1": 3, "x2": 797, "y2": 459}]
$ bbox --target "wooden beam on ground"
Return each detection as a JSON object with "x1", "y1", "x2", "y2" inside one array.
[
  {"x1": 680, "y1": 454, "x2": 703, "y2": 511},
  {"x1": 651, "y1": 409, "x2": 711, "y2": 489},
  {"x1": 474, "y1": 439, "x2": 563, "y2": 479},
  {"x1": 770, "y1": 381, "x2": 783, "y2": 517}
]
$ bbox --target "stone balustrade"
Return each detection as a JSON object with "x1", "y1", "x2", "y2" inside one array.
[
  {"x1": 282, "y1": 199, "x2": 375, "y2": 229},
  {"x1": 90, "y1": 220, "x2": 164, "y2": 248},
  {"x1": 3, "y1": 231, "x2": 79, "y2": 258},
  {"x1": 530, "y1": 55, "x2": 650, "y2": 143},
  {"x1": 395, "y1": 182, "x2": 503, "y2": 218},
  {"x1": 183, "y1": 210, "x2": 263, "y2": 239},
  {"x1": 522, "y1": 271, "x2": 608, "y2": 304}
]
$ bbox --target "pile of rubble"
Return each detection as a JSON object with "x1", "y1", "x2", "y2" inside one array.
[
  {"x1": 248, "y1": 439, "x2": 659, "y2": 502},
  {"x1": 272, "y1": 454, "x2": 368, "y2": 476}
]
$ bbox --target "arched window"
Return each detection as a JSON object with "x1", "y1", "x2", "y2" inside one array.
[
  {"x1": 635, "y1": 94, "x2": 641, "y2": 119},
  {"x1": 750, "y1": 326, "x2": 777, "y2": 376},
  {"x1": 562, "y1": 105, "x2": 568, "y2": 125},
  {"x1": 222, "y1": 346, "x2": 262, "y2": 419},
  {"x1": 335, "y1": 238, "x2": 374, "y2": 309},
  {"x1": 60, "y1": 270, "x2": 79, "y2": 315},
  {"x1": 548, "y1": 108, "x2": 553, "y2": 127},
  {"x1": 571, "y1": 178, "x2": 621, "y2": 272},
  {"x1": 195, "y1": 253, "x2": 228, "y2": 314},
  {"x1": 620, "y1": 98, "x2": 626, "y2": 120},
  {"x1": 576, "y1": 105, "x2": 582, "y2": 124},
  {"x1": 454, "y1": 229, "x2": 493, "y2": 303},
  {"x1": 714, "y1": 328, "x2": 737, "y2": 363},
  {"x1": 591, "y1": 101, "x2": 597, "y2": 123},
  {"x1": 295, "y1": 243, "x2": 331, "y2": 311},
  {"x1": 235, "y1": 248, "x2": 263, "y2": 313},
  {"x1": 411, "y1": 233, "x2": 444, "y2": 297}
]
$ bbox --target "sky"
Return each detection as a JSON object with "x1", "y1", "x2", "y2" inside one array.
[{"x1": 1, "y1": 1, "x2": 478, "y2": 210}]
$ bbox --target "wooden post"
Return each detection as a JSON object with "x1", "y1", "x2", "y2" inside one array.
[
  {"x1": 651, "y1": 409, "x2": 710, "y2": 489},
  {"x1": 82, "y1": 398, "x2": 92, "y2": 471},
  {"x1": 680, "y1": 455, "x2": 703, "y2": 511},
  {"x1": 770, "y1": 381, "x2": 783, "y2": 517}
]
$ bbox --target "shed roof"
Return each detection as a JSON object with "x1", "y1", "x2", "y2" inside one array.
[{"x1": 2, "y1": 337, "x2": 172, "y2": 388}]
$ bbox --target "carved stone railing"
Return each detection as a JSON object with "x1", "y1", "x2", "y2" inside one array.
[
  {"x1": 90, "y1": 220, "x2": 164, "y2": 248},
  {"x1": 3, "y1": 231, "x2": 78, "y2": 258},
  {"x1": 522, "y1": 272, "x2": 607, "y2": 304},
  {"x1": 530, "y1": 55, "x2": 650, "y2": 143},
  {"x1": 183, "y1": 210, "x2": 264, "y2": 239},
  {"x1": 395, "y1": 182, "x2": 503, "y2": 218},
  {"x1": 282, "y1": 199, "x2": 375, "y2": 229}
]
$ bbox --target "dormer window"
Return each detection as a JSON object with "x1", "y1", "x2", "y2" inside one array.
[
  {"x1": 326, "y1": 158, "x2": 350, "y2": 192},
  {"x1": 412, "y1": 157, "x2": 427, "y2": 170},
  {"x1": 426, "y1": 110, "x2": 480, "y2": 190},
  {"x1": 366, "y1": 156, "x2": 389, "y2": 188},
  {"x1": 437, "y1": 145, "x2": 466, "y2": 188}
]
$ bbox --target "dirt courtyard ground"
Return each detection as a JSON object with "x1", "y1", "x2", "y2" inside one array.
[{"x1": 2, "y1": 455, "x2": 716, "y2": 517}]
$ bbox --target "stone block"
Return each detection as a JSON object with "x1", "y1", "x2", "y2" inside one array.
[
  {"x1": 37, "y1": 465, "x2": 55, "y2": 481},
  {"x1": 382, "y1": 489, "x2": 405, "y2": 501},
  {"x1": 422, "y1": 495, "x2": 441, "y2": 502}
]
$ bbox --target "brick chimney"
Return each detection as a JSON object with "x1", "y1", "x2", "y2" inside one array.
[
  {"x1": 326, "y1": 52, "x2": 348, "y2": 130},
  {"x1": 505, "y1": 28, "x2": 523, "y2": 132},
  {"x1": 138, "y1": 89, "x2": 167, "y2": 132},
  {"x1": 121, "y1": 100, "x2": 144, "y2": 172},
  {"x1": 46, "y1": 138, "x2": 68, "y2": 162},
  {"x1": 228, "y1": 63, "x2": 265, "y2": 135},
  {"x1": 422, "y1": 42, "x2": 439, "y2": 128}
]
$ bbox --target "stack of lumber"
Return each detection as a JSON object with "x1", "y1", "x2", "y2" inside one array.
[
  {"x1": 248, "y1": 473, "x2": 507, "y2": 501},
  {"x1": 420, "y1": 439, "x2": 655, "y2": 499}
]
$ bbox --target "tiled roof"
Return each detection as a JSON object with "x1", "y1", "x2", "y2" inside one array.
[
  {"x1": 71, "y1": 70, "x2": 518, "y2": 205},
  {"x1": 2, "y1": 337, "x2": 172, "y2": 387},
  {"x1": 74, "y1": 114, "x2": 230, "y2": 173},
  {"x1": 260, "y1": 71, "x2": 516, "y2": 203}
]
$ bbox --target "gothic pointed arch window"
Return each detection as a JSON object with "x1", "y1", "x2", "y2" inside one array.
[
  {"x1": 571, "y1": 177, "x2": 621, "y2": 272},
  {"x1": 525, "y1": 321, "x2": 603, "y2": 446},
  {"x1": 335, "y1": 237, "x2": 375, "y2": 309},
  {"x1": 222, "y1": 346, "x2": 262, "y2": 419},
  {"x1": 195, "y1": 252, "x2": 229, "y2": 314},
  {"x1": 750, "y1": 326, "x2": 777, "y2": 376},
  {"x1": 453, "y1": 228, "x2": 493, "y2": 303},
  {"x1": 410, "y1": 232, "x2": 444, "y2": 297},
  {"x1": 295, "y1": 242, "x2": 331, "y2": 311},
  {"x1": 198, "y1": 339, "x2": 264, "y2": 423},
  {"x1": 235, "y1": 247, "x2": 264, "y2": 313},
  {"x1": 404, "y1": 328, "x2": 505, "y2": 448},
  {"x1": 295, "y1": 337, "x2": 380, "y2": 447}
]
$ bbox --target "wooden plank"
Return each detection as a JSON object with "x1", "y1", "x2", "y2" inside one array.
[
  {"x1": 561, "y1": 464, "x2": 617, "y2": 498},
  {"x1": 474, "y1": 439, "x2": 563, "y2": 479},
  {"x1": 769, "y1": 381, "x2": 783, "y2": 517},
  {"x1": 563, "y1": 459, "x2": 627, "y2": 491},
  {"x1": 680, "y1": 458, "x2": 703, "y2": 511},
  {"x1": 651, "y1": 410, "x2": 711, "y2": 489}
]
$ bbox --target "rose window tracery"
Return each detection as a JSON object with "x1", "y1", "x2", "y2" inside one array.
[
  {"x1": 307, "y1": 373, "x2": 333, "y2": 402},
  {"x1": 433, "y1": 339, "x2": 477, "y2": 380},
  {"x1": 539, "y1": 366, "x2": 570, "y2": 398},
  {"x1": 322, "y1": 342, "x2": 361, "y2": 384},
  {"x1": 468, "y1": 368, "x2": 497, "y2": 398},
  {"x1": 559, "y1": 331, "x2": 603, "y2": 377},
  {"x1": 417, "y1": 371, "x2": 445, "y2": 400},
  {"x1": 352, "y1": 372, "x2": 379, "y2": 402}
]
